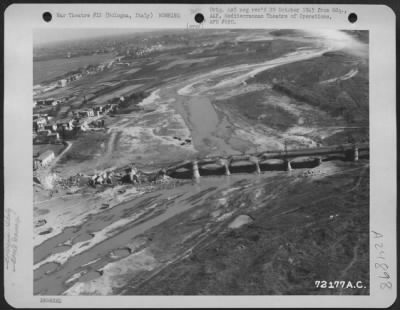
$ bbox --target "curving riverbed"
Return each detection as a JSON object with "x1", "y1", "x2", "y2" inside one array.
[{"x1": 157, "y1": 46, "x2": 331, "y2": 157}]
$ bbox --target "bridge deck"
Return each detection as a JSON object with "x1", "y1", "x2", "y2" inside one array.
[{"x1": 166, "y1": 143, "x2": 369, "y2": 171}]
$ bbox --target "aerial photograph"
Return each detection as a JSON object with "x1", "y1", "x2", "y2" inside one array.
[{"x1": 33, "y1": 28, "x2": 369, "y2": 295}]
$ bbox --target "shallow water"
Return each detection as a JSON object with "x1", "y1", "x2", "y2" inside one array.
[
  {"x1": 34, "y1": 177, "x2": 233, "y2": 295},
  {"x1": 186, "y1": 96, "x2": 219, "y2": 143},
  {"x1": 34, "y1": 170, "x2": 270, "y2": 295}
]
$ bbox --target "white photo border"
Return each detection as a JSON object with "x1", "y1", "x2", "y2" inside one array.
[{"x1": 4, "y1": 3, "x2": 397, "y2": 308}]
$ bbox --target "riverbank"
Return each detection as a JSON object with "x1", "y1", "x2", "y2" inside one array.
[{"x1": 33, "y1": 160, "x2": 369, "y2": 295}]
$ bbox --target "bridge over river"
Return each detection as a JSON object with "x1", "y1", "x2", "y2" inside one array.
[{"x1": 165, "y1": 143, "x2": 369, "y2": 179}]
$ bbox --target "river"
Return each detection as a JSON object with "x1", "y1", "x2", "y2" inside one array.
[
  {"x1": 159, "y1": 46, "x2": 330, "y2": 157},
  {"x1": 34, "y1": 174, "x2": 246, "y2": 295}
]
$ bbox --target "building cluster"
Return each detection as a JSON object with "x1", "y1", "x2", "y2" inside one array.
[
  {"x1": 33, "y1": 102, "x2": 118, "y2": 138},
  {"x1": 126, "y1": 44, "x2": 164, "y2": 57},
  {"x1": 33, "y1": 114, "x2": 61, "y2": 144},
  {"x1": 56, "y1": 72, "x2": 83, "y2": 88},
  {"x1": 33, "y1": 57, "x2": 118, "y2": 98},
  {"x1": 32, "y1": 100, "x2": 121, "y2": 170},
  {"x1": 84, "y1": 62, "x2": 112, "y2": 75},
  {"x1": 83, "y1": 57, "x2": 123, "y2": 75},
  {"x1": 33, "y1": 96, "x2": 69, "y2": 107},
  {"x1": 89, "y1": 171, "x2": 114, "y2": 186},
  {"x1": 31, "y1": 53, "x2": 136, "y2": 172},
  {"x1": 33, "y1": 73, "x2": 83, "y2": 98},
  {"x1": 33, "y1": 150, "x2": 55, "y2": 170}
]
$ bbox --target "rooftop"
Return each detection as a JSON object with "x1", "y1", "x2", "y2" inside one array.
[{"x1": 38, "y1": 150, "x2": 55, "y2": 161}]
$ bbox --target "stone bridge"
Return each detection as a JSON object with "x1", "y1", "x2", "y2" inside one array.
[{"x1": 166, "y1": 143, "x2": 369, "y2": 179}]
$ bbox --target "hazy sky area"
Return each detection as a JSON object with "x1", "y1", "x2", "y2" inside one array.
[{"x1": 33, "y1": 28, "x2": 154, "y2": 46}]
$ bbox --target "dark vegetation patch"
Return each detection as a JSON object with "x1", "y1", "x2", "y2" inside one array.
[
  {"x1": 33, "y1": 143, "x2": 65, "y2": 158},
  {"x1": 195, "y1": 39, "x2": 305, "y2": 67},
  {"x1": 112, "y1": 91, "x2": 149, "y2": 114},
  {"x1": 248, "y1": 53, "x2": 369, "y2": 125},
  {"x1": 323, "y1": 128, "x2": 369, "y2": 145},
  {"x1": 58, "y1": 131, "x2": 108, "y2": 164},
  {"x1": 127, "y1": 164, "x2": 369, "y2": 295},
  {"x1": 342, "y1": 30, "x2": 369, "y2": 44},
  {"x1": 217, "y1": 90, "x2": 298, "y2": 131}
]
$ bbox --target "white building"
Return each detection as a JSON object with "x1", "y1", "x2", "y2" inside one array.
[
  {"x1": 58, "y1": 79, "x2": 67, "y2": 87},
  {"x1": 34, "y1": 117, "x2": 47, "y2": 131},
  {"x1": 36, "y1": 150, "x2": 55, "y2": 167}
]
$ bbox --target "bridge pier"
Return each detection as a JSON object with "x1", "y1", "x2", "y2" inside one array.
[
  {"x1": 192, "y1": 160, "x2": 200, "y2": 179},
  {"x1": 162, "y1": 143, "x2": 368, "y2": 180},
  {"x1": 217, "y1": 159, "x2": 231, "y2": 176},
  {"x1": 248, "y1": 156, "x2": 261, "y2": 174},
  {"x1": 345, "y1": 146, "x2": 359, "y2": 161},
  {"x1": 224, "y1": 163, "x2": 231, "y2": 176},
  {"x1": 353, "y1": 146, "x2": 359, "y2": 161},
  {"x1": 285, "y1": 159, "x2": 292, "y2": 171}
]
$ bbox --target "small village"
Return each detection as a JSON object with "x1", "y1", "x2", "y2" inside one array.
[
  {"x1": 33, "y1": 97, "x2": 121, "y2": 170},
  {"x1": 32, "y1": 41, "x2": 180, "y2": 191},
  {"x1": 32, "y1": 61, "x2": 163, "y2": 189},
  {"x1": 32, "y1": 97, "x2": 168, "y2": 191},
  {"x1": 32, "y1": 50, "x2": 141, "y2": 171}
]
